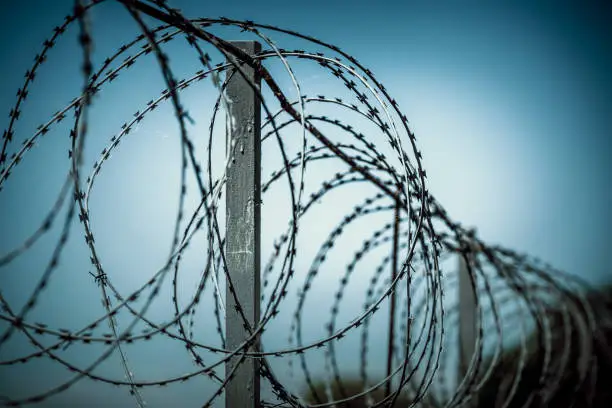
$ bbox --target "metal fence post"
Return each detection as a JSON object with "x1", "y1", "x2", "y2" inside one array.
[
  {"x1": 459, "y1": 233, "x2": 478, "y2": 407},
  {"x1": 385, "y1": 194, "x2": 401, "y2": 397},
  {"x1": 225, "y1": 40, "x2": 262, "y2": 408}
]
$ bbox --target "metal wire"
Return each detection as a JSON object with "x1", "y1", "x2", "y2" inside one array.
[{"x1": 0, "y1": 1, "x2": 610, "y2": 407}]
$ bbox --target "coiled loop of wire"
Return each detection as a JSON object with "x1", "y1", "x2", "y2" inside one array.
[{"x1": 0, "y1": 1, "x2": 609, "y2": 407}]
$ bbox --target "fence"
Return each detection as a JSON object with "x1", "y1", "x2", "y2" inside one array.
[{"x1": 0, "y1": 1, "x2": 610, "y2": 407}]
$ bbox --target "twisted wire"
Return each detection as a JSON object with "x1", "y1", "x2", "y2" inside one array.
[{"x1": 1, "y1": 1, "x2": 610, "y2": 407}]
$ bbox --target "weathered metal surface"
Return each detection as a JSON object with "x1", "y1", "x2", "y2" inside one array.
[{"x1": 225, "y1": 41, "x2": 262, "y2": 408}]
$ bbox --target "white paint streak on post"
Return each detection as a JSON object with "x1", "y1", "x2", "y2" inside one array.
[{"x1": 225, "y1": 41, "x2": 261, "y2": 408}]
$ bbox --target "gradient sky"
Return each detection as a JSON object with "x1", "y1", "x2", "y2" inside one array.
[{"x1": 0, "y1": 1, "x2": 611, "y2": 407}]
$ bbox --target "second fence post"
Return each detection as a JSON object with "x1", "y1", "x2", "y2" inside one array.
[
  {"x1": 458, "y1": 233, "x2": 478, "y2": 407},
  {"x1": 225, "y1": 41, "x2": 262, "y2": 408}
]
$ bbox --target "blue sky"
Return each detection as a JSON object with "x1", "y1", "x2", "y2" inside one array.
[{"x1": 0, "y1": 1, "x2": 610, "y2": 406}]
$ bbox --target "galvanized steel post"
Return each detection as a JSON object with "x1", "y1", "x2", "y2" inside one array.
[
  {"x1": 459, "y1": 232, "x2": 478, "y2": 407},
  {"x1": 225, "y1": 41, "x2": 262, "y2": 408}
]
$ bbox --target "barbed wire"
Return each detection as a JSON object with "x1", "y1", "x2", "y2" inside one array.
[{"x1": 0, "y1": 0, "x2": 610, "y2": 407}]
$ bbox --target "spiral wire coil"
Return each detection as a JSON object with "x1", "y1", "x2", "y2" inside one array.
[{"x1": 0, "y1": 1, "x2": 610, "y2": 407}]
